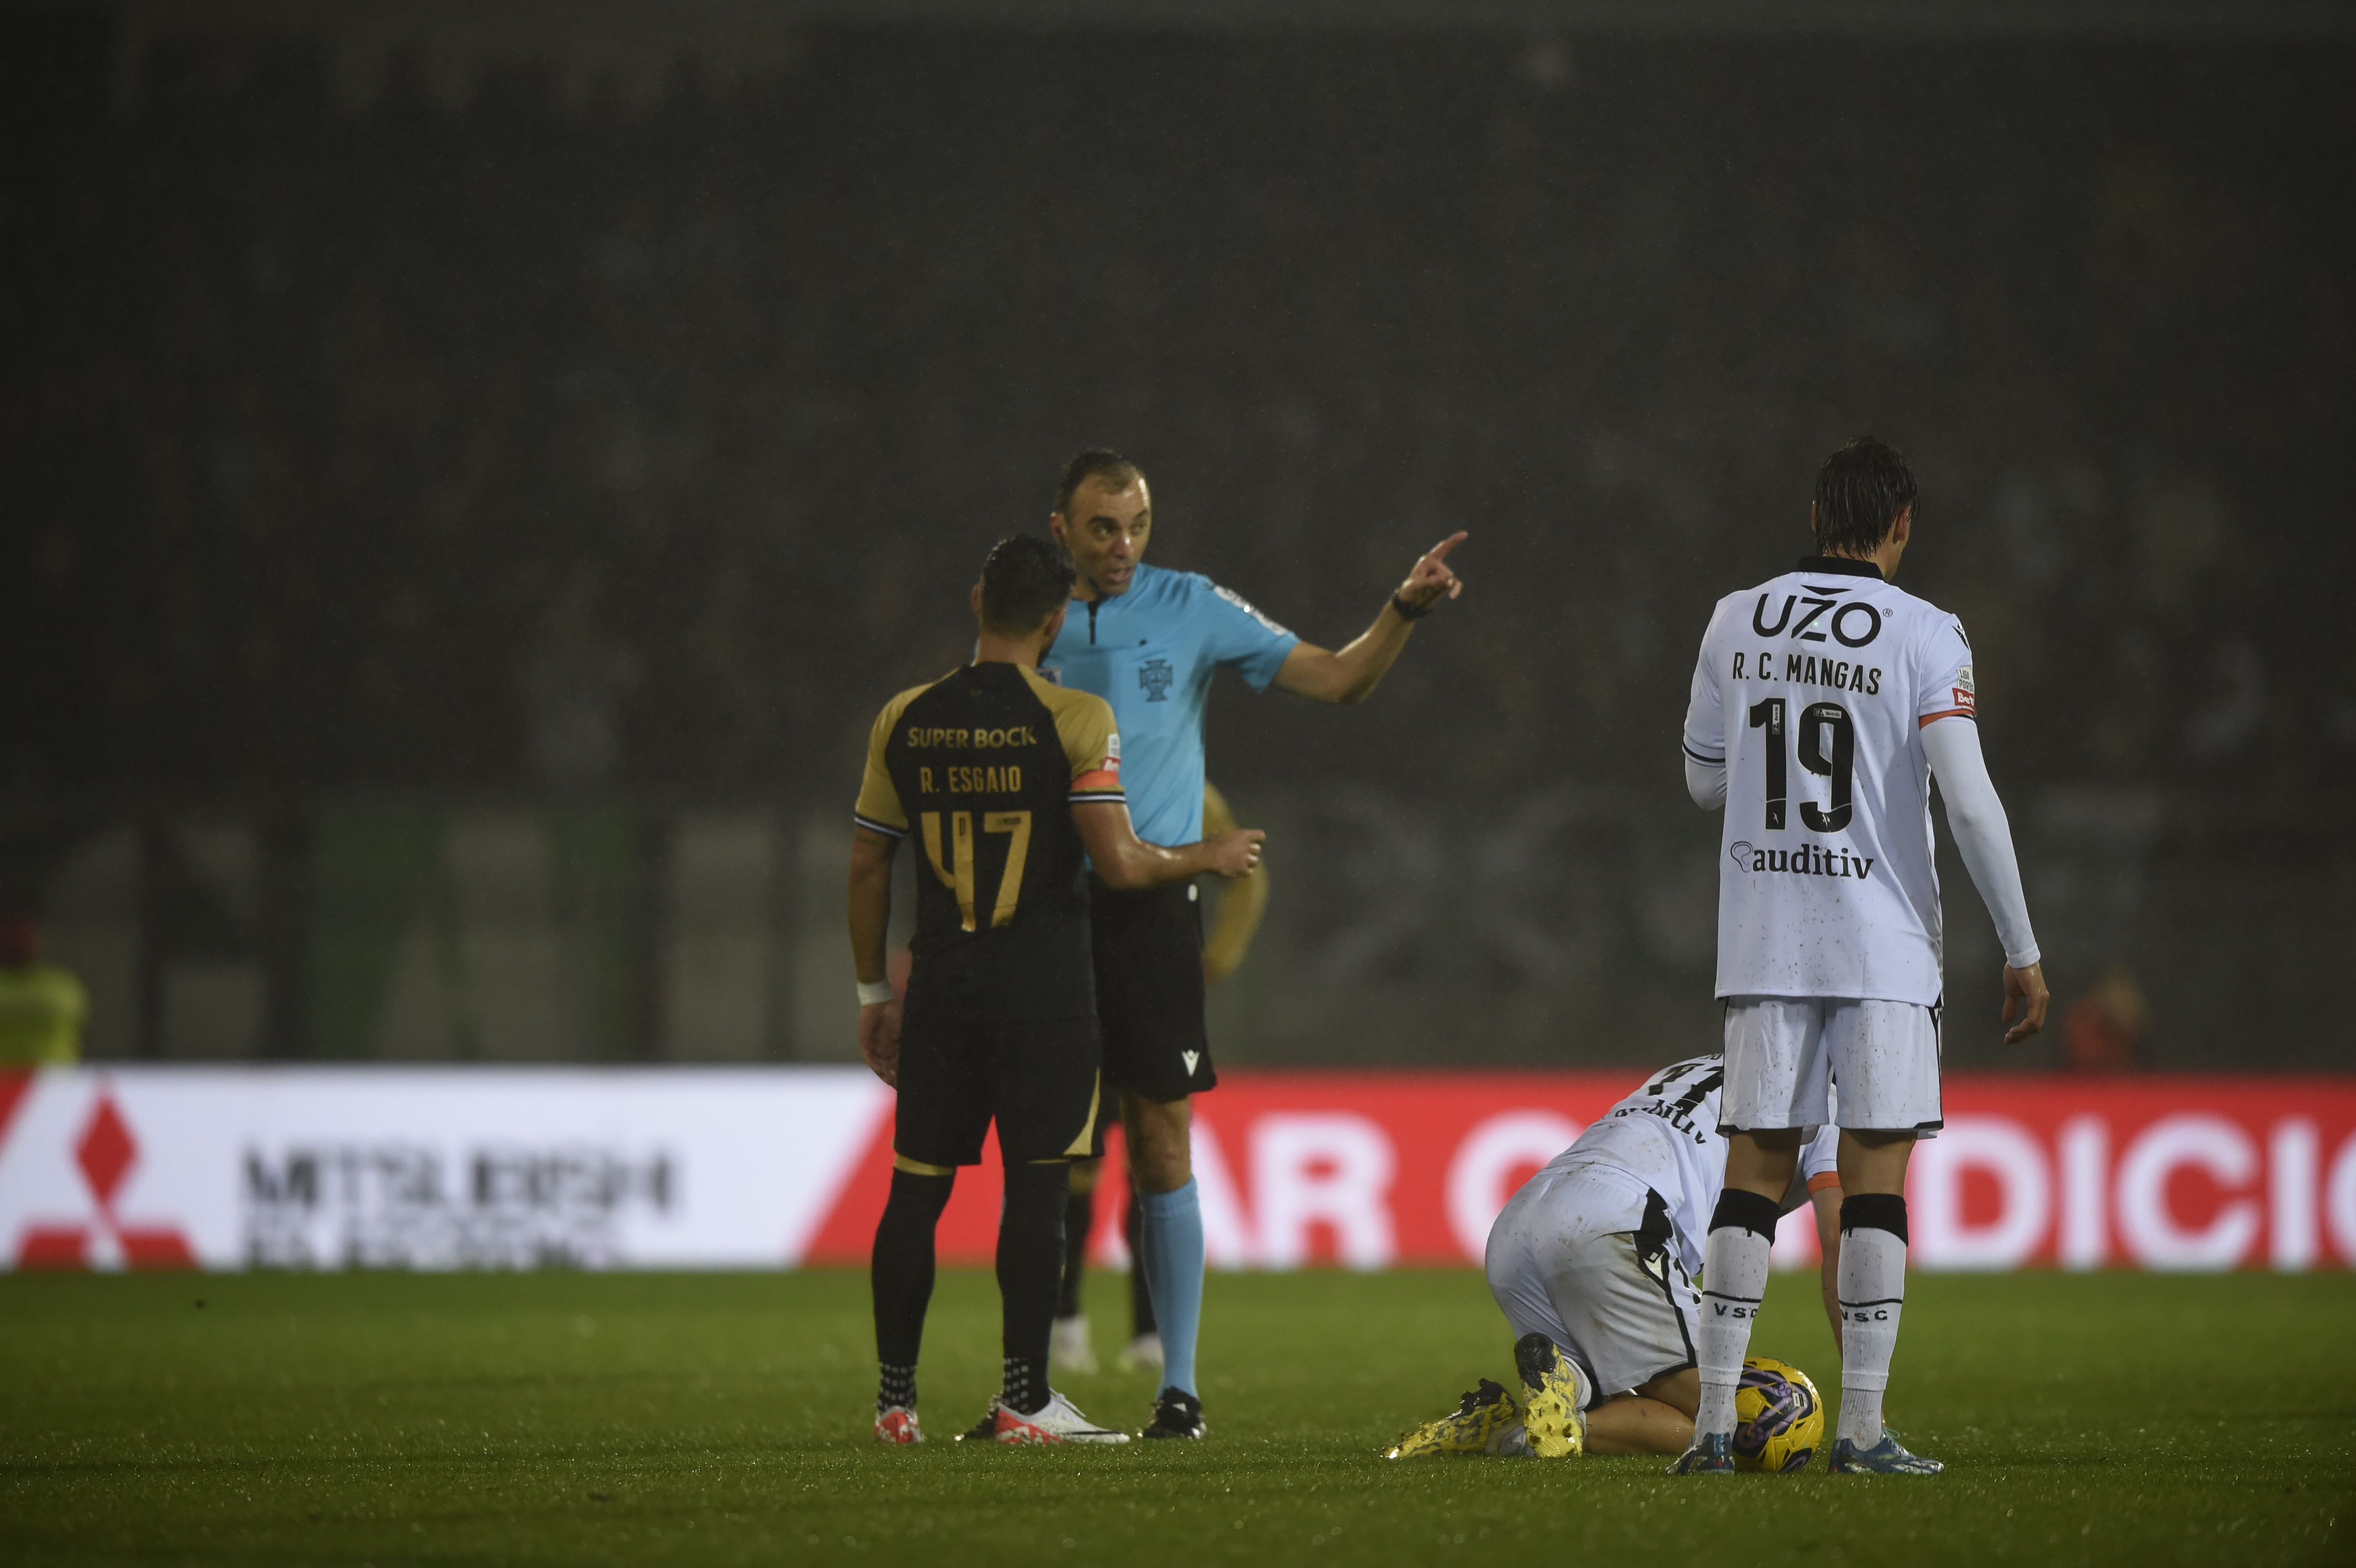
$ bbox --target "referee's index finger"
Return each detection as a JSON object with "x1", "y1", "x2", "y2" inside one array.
[{"x1": 1426, "y1": 530, "x2": 1469, "y2": 561}]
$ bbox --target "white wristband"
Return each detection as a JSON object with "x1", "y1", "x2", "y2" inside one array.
[{"x1": 857, "y1": 980, "x2": 895, "y2": 1008}]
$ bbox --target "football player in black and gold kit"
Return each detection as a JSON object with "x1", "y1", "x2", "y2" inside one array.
[{"x1": 849, "y1": 534, "x2": 1264, "y2": 1446}]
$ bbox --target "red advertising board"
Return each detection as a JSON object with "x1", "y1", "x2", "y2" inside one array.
[
  {"x1": 5, "y1": 1067, "x2": 2351, "y2": 1273},
  {"x1": 803, "y1": 1072, "x2": 2356, "y2": 1272}
]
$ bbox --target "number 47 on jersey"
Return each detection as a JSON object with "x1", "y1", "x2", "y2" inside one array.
[{"x1": 918, "y1": 809, "x2": 1032, "y2": 931}]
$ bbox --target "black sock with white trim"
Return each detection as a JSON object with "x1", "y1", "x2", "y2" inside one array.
[
  {"x1": 872, "y1": 1168, "x2": 954, "y2": 1411},
  {"x1": 998, "y1": 1160, "x2": 1071, "y2": 1417}
]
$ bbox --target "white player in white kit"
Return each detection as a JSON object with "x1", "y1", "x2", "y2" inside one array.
[
  {"x1": 1387, "y1": 1055, "x2": 1846, "y2": 1461},
  {"x1": 1670, "y1": 437, "x2": 2049, "y2": 1477}
]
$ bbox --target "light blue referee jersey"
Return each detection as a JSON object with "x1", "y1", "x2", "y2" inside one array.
[{"x1": 1039, "y1": 562, "x2": 1298, "y2": 847}]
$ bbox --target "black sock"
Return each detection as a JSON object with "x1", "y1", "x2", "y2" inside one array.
[
  {"x1": 1125, "y1": 1192, "x2": 1157, "y2": 1338},
  {"x1": 872, "y1": 1167, "x2": 954, "y2": 1409},
  {"x1": 998, "y1": 1159, "x2": 1070, "y2": 1416},
  {"x1": 1708, "y1": 1186, "x2": 1784, "y2": 1241},
  {"x1": 878, "y1": 1362, "x2": 916, "y2": 1412},
  {"x1": 1840, "y1": 1191, "x2": 1910, "y2": 1245},
  {"x1": 1003, "y1": 1355, "x2": 1046, "y2": 1417},
  {"x1": 1057, "y1": 1161, "x2": 1097, "y2": 1319}
]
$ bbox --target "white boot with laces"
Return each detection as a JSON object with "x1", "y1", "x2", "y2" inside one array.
[
  {"x1": 1050, "y1": 1314, "x2": 1098, "y2": 1375},
  {"x1": 994, "y1": 1390, "x2": 1130, "y2": 1444}
]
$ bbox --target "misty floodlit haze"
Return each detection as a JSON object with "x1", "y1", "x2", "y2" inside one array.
[{"x1": 4, "y1": 7, "x2": 2351, "y2": 1069}]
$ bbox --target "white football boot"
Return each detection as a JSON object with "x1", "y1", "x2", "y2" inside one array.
[
  {"x1": 1117, "y1": 1332, "x2": 1165, "y2": 1372},
  {"x1": 993, "y1": 1391, "x2": 1131, "y2": 1445},
  {"x1": 1050, "y1": 1314, "x2": 1099, "y2": 1375}
]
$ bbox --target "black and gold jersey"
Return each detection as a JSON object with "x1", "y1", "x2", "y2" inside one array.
[{"x1": 854, "y1": 661, "x2": 1125, "y2": 1018}]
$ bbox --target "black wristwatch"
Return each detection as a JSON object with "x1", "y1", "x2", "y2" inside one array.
[{"x1": 1391, "y1": 592, "x2": 1435, "y2": 621}]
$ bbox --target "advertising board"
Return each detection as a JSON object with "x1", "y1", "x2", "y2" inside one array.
[{"x1": 4, "y1": 1068, "x2": 2352, "y2": 1272}]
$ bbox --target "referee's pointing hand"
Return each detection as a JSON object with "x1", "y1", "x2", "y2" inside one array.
[{"x1": 1397, "y1": 531, "x2": 1469, "y2": 612}]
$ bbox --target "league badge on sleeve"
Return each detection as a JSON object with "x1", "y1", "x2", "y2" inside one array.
[{"x1": 1213, "y1": 584, "x2": 1292, "y2": 638}]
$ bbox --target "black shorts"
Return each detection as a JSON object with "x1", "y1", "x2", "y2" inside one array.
[
  {"x1": 1089, "y1": 876, "x2": 1213, "y2": 1101},
  {"x1": 893, "y1": 991, "x2": 1105, "y2": 1168}
]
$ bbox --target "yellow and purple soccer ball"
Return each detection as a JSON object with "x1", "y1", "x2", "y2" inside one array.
[{"x1": 1731, "y1": 1357, "x2": 1823, "y2": 1473}]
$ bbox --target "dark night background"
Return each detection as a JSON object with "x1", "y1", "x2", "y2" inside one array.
[{"x1": 4, "y1": 2, "x2": 2351, "y2": 1069}]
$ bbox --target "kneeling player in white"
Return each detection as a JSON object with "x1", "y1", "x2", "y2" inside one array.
[
  {"x1": 1387, "y1": 1056, "x2": 1842, "y2": 1460},
  {"x1": 1673, "y1": 438, "x2": 2048, "y2": 1476}
]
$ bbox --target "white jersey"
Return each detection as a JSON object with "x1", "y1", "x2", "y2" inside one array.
[
  {"x1": 1537, "y1": 1055, "x2": 1838, "y2": 1280},
  {"x1": 1682, "y1": 556, "x2": 1976, "y2": 1005}
]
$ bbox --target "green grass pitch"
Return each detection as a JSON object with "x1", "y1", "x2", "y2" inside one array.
[{"x1": 2, "y1": 1268, "x2": 2349, "y2": 1565}]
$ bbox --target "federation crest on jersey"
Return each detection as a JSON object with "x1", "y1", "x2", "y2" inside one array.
[{"x1": 1138, "y1": 658, "x2": 1174, "y2": 703}]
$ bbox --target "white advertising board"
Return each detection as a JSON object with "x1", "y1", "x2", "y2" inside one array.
[{"x1": 0, "y1": 1067, "x2": 890, "y2": 1270}]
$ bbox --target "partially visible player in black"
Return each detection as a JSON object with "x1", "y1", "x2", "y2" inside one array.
[
  {"x1": 1051, "y1": 783, "x2": 1266, "y2": 1376},
  {"x1": 1051, "y1": 1164, "x2": 1156, "y2": 1375},
  {"x1": 851, "y1": 534, "x2": 1265, "y2": 1446}
]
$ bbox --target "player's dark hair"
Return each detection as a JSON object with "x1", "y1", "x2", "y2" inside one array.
[
  {"x1": 1053, "y1": 448, "x2": 1144, "y2": 518},
  {"x1": 1812, "y1": 437, "x2": 1918, "y2": 557},
  {"x1": 978, "y1": 534, "x2": 1077, "y2": 635}
]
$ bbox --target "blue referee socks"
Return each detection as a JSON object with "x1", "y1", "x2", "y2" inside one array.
[{"x1": 1137, "y1": 1179, "x2": 1205, "y2": 1398}]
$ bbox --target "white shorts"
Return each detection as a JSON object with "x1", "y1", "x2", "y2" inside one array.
[
  {"x1": 1721, "y1": 995, "x2": 1943, "y2": 1137},
  {"x1": 1483, "y1": 1167, "x2": 1698, "y2": 1404}
]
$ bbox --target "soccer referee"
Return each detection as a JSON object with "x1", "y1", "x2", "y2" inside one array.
[
  {"x1": 1042, "y1": 449, "x2": 1466, "y2": 1438},
  {"x1": 851, "y1": 534, "x2": 1264, "y2": 1445}
]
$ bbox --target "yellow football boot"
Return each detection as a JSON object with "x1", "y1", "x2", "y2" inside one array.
[
  {"x1": 1514, "y1": 1332, "x2": 1591, "y2": 1459},
  {"x1": 1385, "y1": 1378, "x2": 1520, "y2": 1459}
]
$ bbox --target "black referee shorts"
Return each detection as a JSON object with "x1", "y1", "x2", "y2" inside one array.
[
  {"x1": 893, "y1": 988, "x2": 1105, "y2": 1168},
  {"x1": 1089, "y1": 876, "x2": 1213, "y2": 1102}
]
